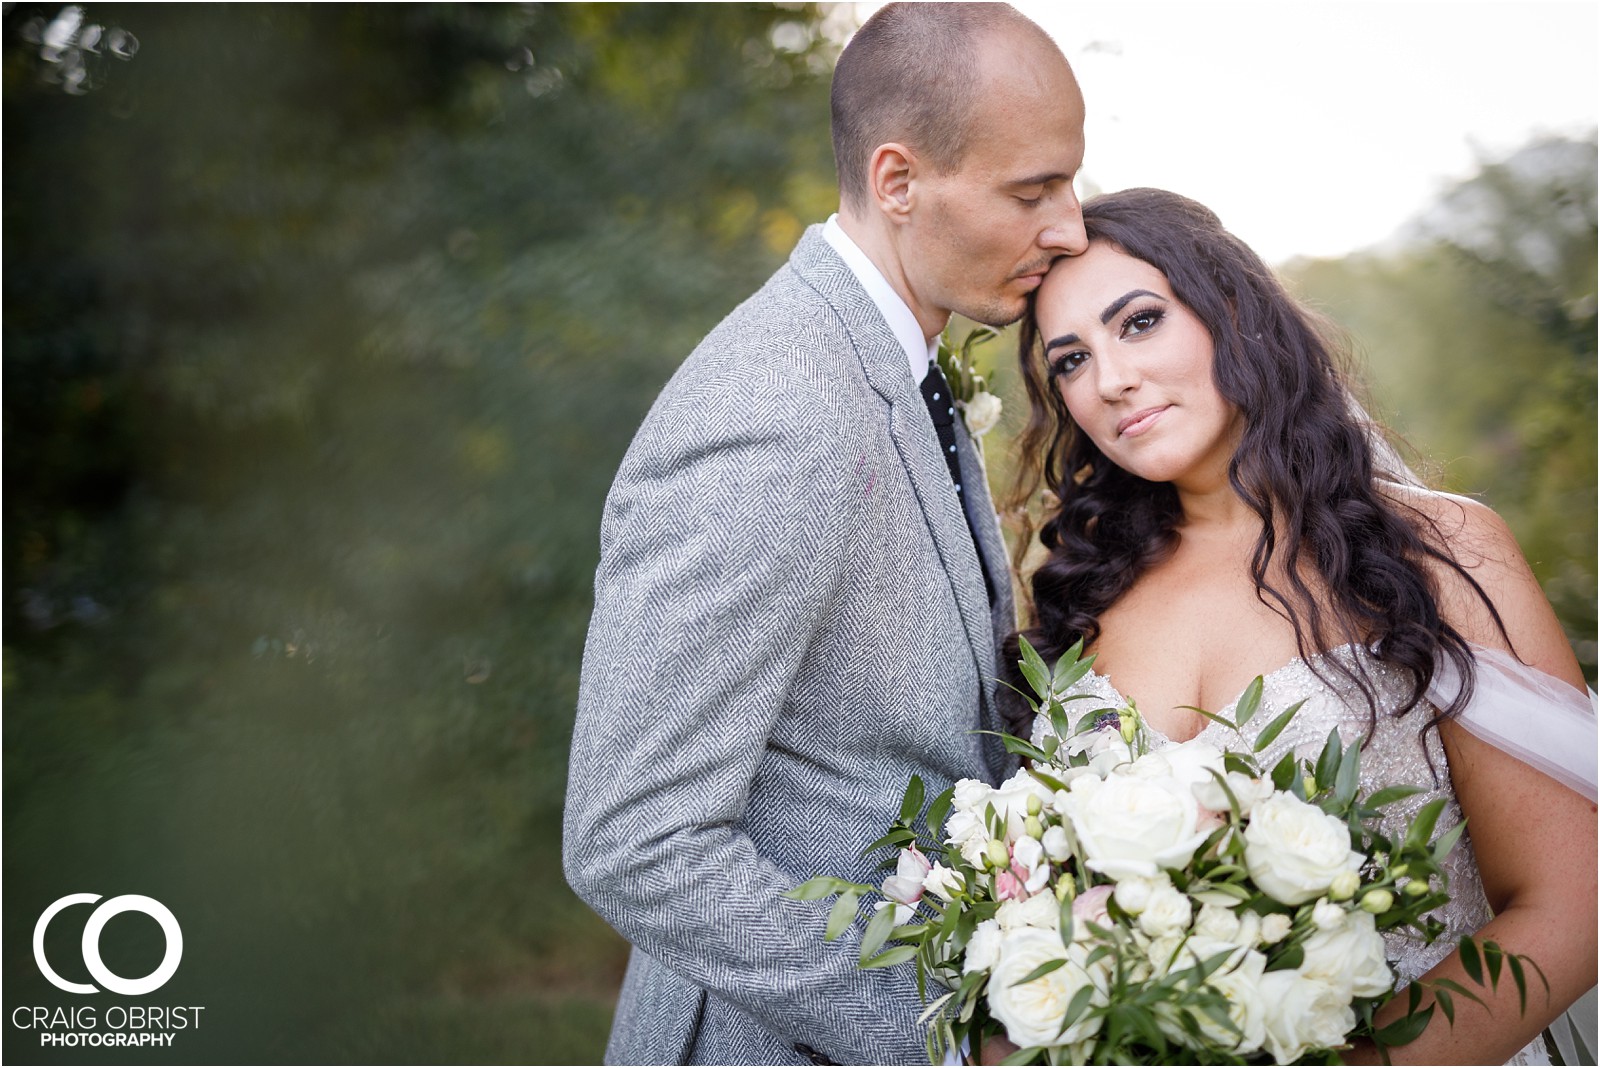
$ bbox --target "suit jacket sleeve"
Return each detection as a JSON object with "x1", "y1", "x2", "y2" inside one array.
[{"x1": 563, "y1": 360, "x2": 931, "y2": 1064}]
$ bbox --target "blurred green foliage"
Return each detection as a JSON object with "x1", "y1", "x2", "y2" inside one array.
[
  {"x1": 5, "y1": 4, "x2": 836, "y2": 1063},
  {"x1": 3, "y1": 3, "x2": 1593, "y2": 1065},
  {"x1": 1286, "y1": 135, "x2": 1598, "y2": 676}
]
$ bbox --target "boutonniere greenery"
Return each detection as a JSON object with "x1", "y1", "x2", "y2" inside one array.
[{"x1": 936, "y1": 324, "x2": 1003, "y2": 440}]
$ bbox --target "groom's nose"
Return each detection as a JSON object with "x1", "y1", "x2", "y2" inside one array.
[{"x1": 1039, "y1": 189, "x2": 1088, "y2": 257}]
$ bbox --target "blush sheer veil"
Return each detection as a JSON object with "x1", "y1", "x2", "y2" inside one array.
[{"x1": 1359, "y1": 395, "x2": 1598, "y2": 1061}]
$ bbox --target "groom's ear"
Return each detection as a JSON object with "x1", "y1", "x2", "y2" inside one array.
[{"x1": 867, "y1": 142, "x2": 916, "y2": 222}]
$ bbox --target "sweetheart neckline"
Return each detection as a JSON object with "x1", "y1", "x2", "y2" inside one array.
[{"x1": 1080, "y1": 642, "x2": 1365, "y2": 744}]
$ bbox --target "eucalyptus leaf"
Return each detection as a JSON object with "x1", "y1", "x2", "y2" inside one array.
[
  {"x1": 899, "y1": 774, "x2": 925, "y2": 824},
  {"x1": 1314, "y1": 728, "x2": 1343, "y2": 790},
  {"x1": 999, "y1": 1046, "x2": 1045, "y2": 1067},
  {"x1": 859, "y1": 902, "x2": 895, "y2": 962},
  {"x1": 925, "y1": 786, "x2": 954, "y2": 840},
  {"x1": 1364, "y1": 784, "x2": 1425, "y2": 809},
  {"x1": 1335, "y1": 739, "x2": 1362, "y2": 806},
  {"x1": 860, "y1": 944, "x2": 919, "y2": 969},
  {"x1": 825, "y1": 890, "x2": 859, "y2": 942},
  {"x1": 1234, "y1": 675, "x2": 1265, "y2": 727},
  {"x1": 1011, "y1": 957, "x2": 1068, "y2": 986},
  {"x1": 1405, "y1": 797, "x2": 1448, "y2": 850},
  {"x1": 1372, "y1": 1004, "x2": 1434, "y2": 1047},
  {"x1": 1431, "y1": 819, "x2": 1468, "y2": 862},
  {"x1": 1459, "y1": 936, "x2": 1484, "y2": 985},
  {"x1": 1252, "y1": 698, "x2": 1306, "y2": 753}
]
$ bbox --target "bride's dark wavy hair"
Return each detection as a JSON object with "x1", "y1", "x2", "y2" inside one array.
[{"x1": 1002, "y1": 188, "x2": 1505, "y2": 742}]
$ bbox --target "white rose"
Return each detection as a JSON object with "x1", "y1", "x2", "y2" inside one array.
[
  {"x1": 997, "y1": 892, "x2": 1060, "y2": 932},
  {"x1": 1158, "y1": 740, "x2": 1228, "y2": 790},
  {"x1": 1259, "y1": 913, "x2": 1292, "y2": 945},
  {"x1": 1311, "y1": 899, "x2": 1345, "y2": 931},
  {"x1": 1062, "y1": 773, "x2": 1212, "y2": 880},
  {"x1": 1192, "y1": 902, "x2": 1242, "y2": 942},
  {"x1": 964, "y1": 918, "x2": 1002, "y2": 974},
  {"x1": 1113, "y1": 873, "x2": 1164, "y2": 915},
  {"x1": 945, "y1": 810, "x2": 990, "y2": 869},
  {"x1": 986, "y1": 928, "x2": 1107, "y2": 1047},
  {"x1": 952, "y1": 778, "x2": 994, "y2": 815},
  {"x1": 1193, "y1": 770, "x2": 1274, "y2": 817},
  {"x1": 963, "y1": 390, "x2": 1003, "y2": 437},
  {"x1": 1041, "y1": 824, "x2": 1073, "y2": 862},
  {"x1": 1137, "y1": 883, "x2": 1194, "y2": 937},
  {"x1": 1300, "y1": 909, "x2": 1393, "y2": 998},
  {"x1": 992, "y1": 769, "x2": 1057, "y2": 839},
  {"x1": 1243, "y1": 794, "x2": 1365, "y2": 905},
  {"x1": 923, "y1": 862, "x2": 964, "y2": 902},
  {"x1": 1200, "y1": 950, "x2": 1270, "y2": 1056},
  {"x1": 1257, "y1": 971, "x2": 1355, "y2": 1064}
]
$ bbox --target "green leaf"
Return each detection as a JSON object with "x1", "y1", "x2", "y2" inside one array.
[
  {"x1": 1436, "y1": 987, "x2": 1456, "y2": 1025},
  {"x1": 860, "y1": 944, "x2": 919, "y2": 969},
  {"x1": 1428, "y1": 819, "x2": 1466, "y2": 864},
  {"x1": 1506, "y1": 952, "x2": 1529, "y2": 1014},
  {"x1": 1019, "y1": 658, "x2": 1051, "y2": 703},
  {"x1": 1253, "y1": 698, "x2": 1307, "y2": 753},
  {"x1": 1059, "y1": 895, "x2": 1075, "y2": 948},
  {"x1": 899, "y1": 775, "x2": 925, "y2": 824},
  {"x1": 1365, "y1": 784, "x2": 1425, "y2": 809},
  {"x1": 999, "y1": 1046, "x2": 1045, "y2": 1067},
  {"x1": 1267, "y1": 943, "x2": 1304, "y2": 971},
  {"x1": 1028, "y1": 767, "x2": 1069, "y2": 794},
  {"x1": 1406, "y1": 797, "x2": 1449, "y2": 851},
  {"x1": 1483, "y1": 939, "x2": 1504, "y2": 988},
  {"x1": 859, "y1": 902, "x2": 895, "y2": 961},
  {"x1": 1011, "y1": 957, "x2": 1068, "y2": 986},
  {"x1": 784, "y1": 876, "x2": 851, "y2": 901},
  {"x1": 1234, "y1": 676, "x2": 1265, "y2": 727},
  {"x1": 924, "y1": 786, "x2": 954, "y2": 839},
  {"x1": 974, "y1": 730, "x2": 1051, "y2": 763},
  {"x1": 1335, "y1": 739, "x2": 1362, "y2": 806},
  {"x1": 1459, "y1": 936, "x2": 1484, "y2": 985},
  {"x1": 858, "y1": 826, "x2": 916, "y2": 858},
  {"x1": 825, "y1": 890, "x2": 859, "y2": 941},
  {"x1": 1179, "y1": 705, "x2": 1238, "y2": 732},
  {"x1": 1314, "y1": 728, "x2": 1343, "y2": 792},
  {"x1": 1270, "y1": 750, "x2": 1299, "y2": 791},
  {"x1": 1372, "y1": 1004, "x2": 1434, "y2": 1047},
  {"x1": 1057, "y1": 984, "x2": 1097, "y2": 1037}
]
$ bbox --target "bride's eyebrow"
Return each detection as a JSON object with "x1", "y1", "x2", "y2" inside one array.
[
  {"x1": 1044, "y1": 333, "x2": 1080, "y2": 353},
  {"x1": 1099, "y1": 289, "x2": 1163, "y2": 324}
]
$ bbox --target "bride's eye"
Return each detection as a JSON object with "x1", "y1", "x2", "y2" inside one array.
[
  {"x1": 1047, "y1": 350, "x2": 1088, "y2": 380},
  {"x1": 1121, "y1": 307, "x2": 1164, "y2": 337}
]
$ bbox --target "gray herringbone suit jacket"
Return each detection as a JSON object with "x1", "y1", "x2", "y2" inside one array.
[{"x1": 564, "y1": 226, "x2": 1016, "y2": 1065}]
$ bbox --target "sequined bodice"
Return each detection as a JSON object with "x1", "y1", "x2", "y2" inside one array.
[
  {"x1": 1036, "y1": 646, "x2": 1493, "y2": 973},
  {"x1": 1033, "y1": 645, "x2": 1548, "y2": 1065}
]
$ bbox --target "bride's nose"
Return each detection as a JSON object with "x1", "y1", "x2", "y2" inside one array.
[{"x1": 1094, "y1": 348, "x2": 1140, "y2": 401}]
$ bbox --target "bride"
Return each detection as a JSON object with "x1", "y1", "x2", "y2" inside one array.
[{"x1": 998, "y1": 188, "x2": 1596, "y2": 1064}]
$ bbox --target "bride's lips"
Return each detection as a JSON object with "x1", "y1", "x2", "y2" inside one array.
[{"x1": 1116, "y1": 405, "x2": 1171, "y2": 437}]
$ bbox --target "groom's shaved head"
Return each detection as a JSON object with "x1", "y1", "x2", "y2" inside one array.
[{"x1": 831, "y1": 3, "x2": 1064, "y2": 210}]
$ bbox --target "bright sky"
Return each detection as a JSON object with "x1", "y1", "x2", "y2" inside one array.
[{"x1": 853, "y1": 2, "x2": 1599, "y2": 264}]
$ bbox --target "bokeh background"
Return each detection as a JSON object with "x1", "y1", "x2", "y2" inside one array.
[{"x1": 4, "y1": 3, "x2": 1593, "y2": 1064}]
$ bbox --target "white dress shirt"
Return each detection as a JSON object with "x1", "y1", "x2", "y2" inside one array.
[{"x1": 822, "y1": 215, "x2": 939, "y2": 383}]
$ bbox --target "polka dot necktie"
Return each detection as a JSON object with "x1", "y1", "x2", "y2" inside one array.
[{"x1": 920, "y1": 360, "x2": 996, "y2": 605}]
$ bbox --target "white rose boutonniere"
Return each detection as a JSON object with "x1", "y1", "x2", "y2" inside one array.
[
  {"x1": 936, "y1": 325, "x2": 1003, "y2": 443},
  {"x1": 962, "y1": 390, "x2": 1002, "y2": 437}
]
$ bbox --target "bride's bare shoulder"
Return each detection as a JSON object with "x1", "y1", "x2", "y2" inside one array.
[{"x1": 1375, "y1": 480, "x2": 1582, "y2": 685}]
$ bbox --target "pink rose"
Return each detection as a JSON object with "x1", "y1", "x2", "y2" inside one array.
[{"x1": 1071, "y1": 884, "x2": 1113, "y2": 927}]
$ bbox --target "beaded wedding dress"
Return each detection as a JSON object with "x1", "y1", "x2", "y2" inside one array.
[{"x1": 1032, "y1": 642, "x2": 1598, "y2": 1066}]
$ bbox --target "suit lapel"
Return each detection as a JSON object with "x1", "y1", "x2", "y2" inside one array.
[{"x1": 789, "y1": 228, "x2": 997, "y2": 715}]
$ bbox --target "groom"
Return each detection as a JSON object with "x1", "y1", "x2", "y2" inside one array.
[{"x1": 564, "y1": 4, "x2": 1086, "y2": 1063}]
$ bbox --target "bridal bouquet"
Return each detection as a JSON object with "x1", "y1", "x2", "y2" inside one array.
[{"x1": 788, "y1": 639, "x2": 1534, "y2": 1065}]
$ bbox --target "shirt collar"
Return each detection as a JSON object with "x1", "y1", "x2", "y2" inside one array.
[{"x1": 823, "y1": 215, "x2": 939, "y2": 382}]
